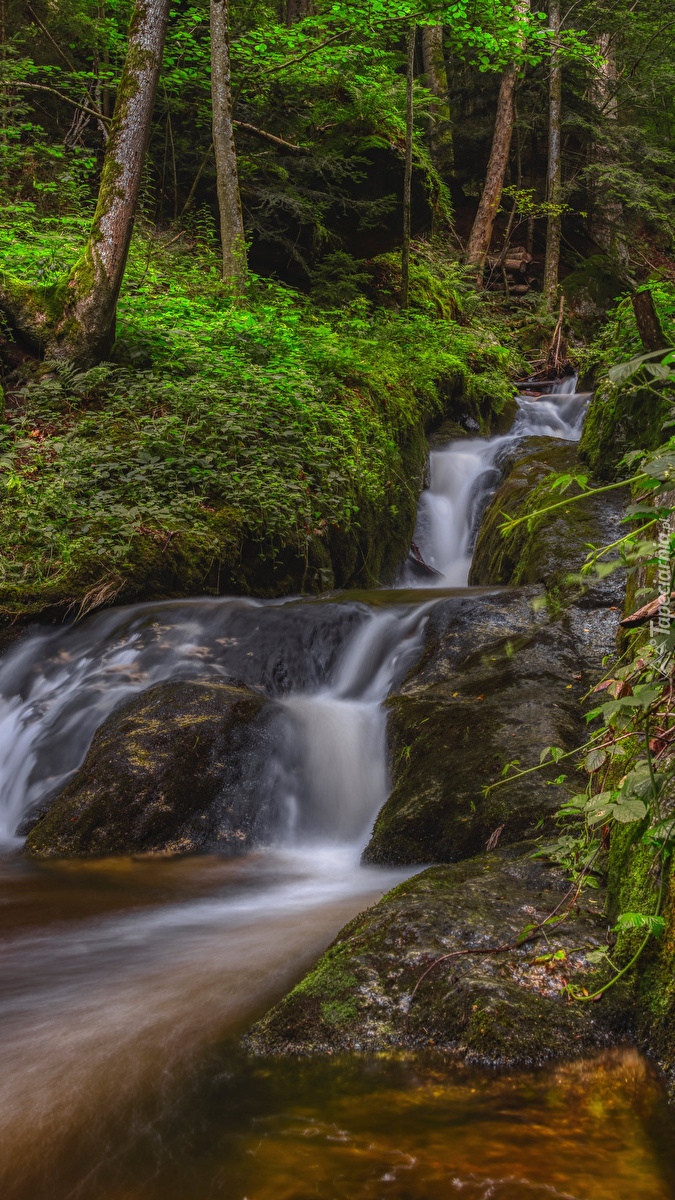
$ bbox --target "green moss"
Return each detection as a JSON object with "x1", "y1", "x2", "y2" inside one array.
[
  {"x1": 605, "y1": 823, "x2": 675, "y2": 1094},
  {"x1": 579, "y1": 378, "x2": 672, "y2": 480},
  {"x1": 245, "y1": 843, "x2": 619, "y2": 1060},
  {"x1": 562, "y1": 255, "x2": 628, "y2": 328},
  {"x1": 0, "y1": 225, "x2": 519, "y2": 623},
  {"x1": 469, "y1": 440, "x2": 619, "y2": 594}
]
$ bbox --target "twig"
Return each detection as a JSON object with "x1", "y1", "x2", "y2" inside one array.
[
  {"x1": 26, "y1": 4, "x2": 77, "y2": 73},
  {"x1": 233, "y1": 120, "x2": 309, "y2": 153},
  {"x1": 406, "y1": 848, "x2": 601, "y2": 1026},
  {"x1": 11, "y1": 81, "x2": 111, "y2": 124},
  {"x1": 180, "y1": 142, "x2": 213, "y2": 216}
]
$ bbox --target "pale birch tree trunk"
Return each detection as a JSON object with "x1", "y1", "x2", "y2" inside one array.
[
  {"x1": 465, "y1": 0, "x2": 529, "y2": 275},
  {"x1": 421, "y1": 25, "x2": 454, "y2": 176},
  {"x1": 543, "y1": 0, "x2": 562, "y2": 311},
  {"x1": 0, "y1": 0, "x2": 170, "y2": 365},
  {"x1": 210, "y1": 0, "x2": 246, "y2": 286}
]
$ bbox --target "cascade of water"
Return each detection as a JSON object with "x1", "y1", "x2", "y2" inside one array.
[
  {"x1": 407, "y1": 376, "x2": 590, "y2": 587},
  {"x1": 0, "y1": 598, "x2": 429, "y2": 847}
]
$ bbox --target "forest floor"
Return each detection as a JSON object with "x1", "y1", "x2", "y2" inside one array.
[{"x1": 0, "y1": 205, "x2": 531, "y2": 624}]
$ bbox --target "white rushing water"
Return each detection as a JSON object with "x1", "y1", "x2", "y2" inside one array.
[{"x1": 409, "y1": 376, "x2": 590, "y2": 586}]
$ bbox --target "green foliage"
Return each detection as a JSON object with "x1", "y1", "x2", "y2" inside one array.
[{"x1": 0, "y1": 215, "x2": 517, "y2": 607}]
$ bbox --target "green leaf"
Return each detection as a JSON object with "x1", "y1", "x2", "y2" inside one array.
[
  {"x1": 612, "y1": 799, "x2": 648, "y2": 823},
  {"x1": 585, "y1": 748, "x2": 607, "y2": 772},
  {"x1": 614, "y1": 912, "x2": 665, "y2": 937}
]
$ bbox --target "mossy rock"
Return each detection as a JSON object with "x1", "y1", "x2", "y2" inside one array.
[
  {"x1": 606, "y1": 824, "x2": 675, "y2": 1098},
  {"x1": 561, "y1": 255, "x2": 628, "y2": 323},
  {"x1": 23, "y1": 679, "x2": 273, "y2": 858},
  {"x1": 362, "y1": 589, "x2": 587, "y2": 865},
  {"x1": 469, "y1": 437, "x2": 624, "y2": 600},
  {"x1": 579, "y1": 378, "x2": 672, "y2": 481},
  {"x1": 245, "y1": 841, "x2": 623, "y2": 1061}
]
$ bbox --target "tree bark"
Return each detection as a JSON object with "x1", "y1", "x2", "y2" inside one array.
[
  {"x1": 401, "y1": 25, "x2": 415, "y2": 309},
  {"x1": 632, "y1": 289, "x2": 669, "y2": 353},
  {"x1": 465, "y1": 0, "x2": 529, "y2": 276},
  {"x1": 0, "y1": 0, "x2": 170, "y2": 365},
  {"x1": 421, "y1": 25, "x2": 453, "y2": 176},
  {"x1": 590, "y1": 34, "x2": 627, "y2": 263},
  {"x1": 210, "y1": 0, "x2": 246, "y2": 286},
  {"x1": 543, "y1": 0, "x2": 562, "y2": 311}
]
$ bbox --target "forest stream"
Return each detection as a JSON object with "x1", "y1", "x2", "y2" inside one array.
[{"x1": 0, "y1": 382, "x2": 673, "y2": 1200}]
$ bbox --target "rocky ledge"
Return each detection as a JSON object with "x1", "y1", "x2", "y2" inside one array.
[{"x1": 246, "y1": 840, "x2": 627, "y2": 1062}]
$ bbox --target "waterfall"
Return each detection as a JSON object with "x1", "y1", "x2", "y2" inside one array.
[
  {"x1": 406, "y1": 377, "x2": 590, "y2": 587},
  {"x1": 0, "y1": 598, "x2": 429, "y2": 848}
]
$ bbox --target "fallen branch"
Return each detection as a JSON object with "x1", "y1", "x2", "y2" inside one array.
[
  {"x1": 619, "y1": 591, "x2": 675, "y2": 629},
  {"x1": 233, "y1": 120, "x2": 309, "y2": 153},
  {"x1": 12, "y1": 81, "x2": 111, "y2": 124}
]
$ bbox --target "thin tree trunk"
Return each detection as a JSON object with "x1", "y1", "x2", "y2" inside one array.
[
  {"x1": 590, "y1": 34, "x2": 626, "y2": 262},
  {"x1": 543, "y1": 0, "x2": 562, "y2": 311},
  {"x1": 421, "y1": 25, "x2": 453, "y2": 176},
  {"x1": 0, "y1": 0, "x2": 171, "y2": 365},
  {"x1": 210, "y1": 0, "x2": 246, "y2": 285},
  {"x1": 465, "y1": 0, "x2": 529, "y2": 276},
  {"x1": 401, "y1": 25, "x2": 415, "y2": 309}
]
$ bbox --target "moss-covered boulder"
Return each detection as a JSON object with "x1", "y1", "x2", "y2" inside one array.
[
  {"x1": 606, "y1": 826, "x2": 675, "y2": 1098},
  {"x1": 24, "y1": 679, "x2": 272, "y2": 858},
  {"x1": 469, "y1": 438, "x2": 624, "y2": 596},
  {"x1": 561, "y1": 255, "x2": 628, "y2": 324},
  {"x1": 362, "y1": 589, "x2": 589, "y2": 865},
  {"x1": 246, "y1": 841, "x2": 621, "y2": 1061},
  {"x1": 579, "y1": 378, "x2": 672, "y2": 481}
]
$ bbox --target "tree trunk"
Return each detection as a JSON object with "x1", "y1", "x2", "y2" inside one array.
[
  {"x1": 543, "y1": 0, "x2": 562, "y2": 311},
  {"x1": 421, "y1": 25, "x2": 453, "y2": 176},
  {"x1": 210, "y1": 0, "x2": 246, "y2": 286},
  {"x1": 0, "y1": 0, "x2": 170, "y2": 365},
  {"x1": 590, "y1": 34, "x2": 626, "y2": 263},
  {"x1": 465, "y1": 0, "x2": 529, "y2": 276},
  {"x1": 401, "y1": 25, "x2": 415, "y2": 309},
  {"x1": 632, "y1": 289, "x2": 669, "y2": 353}
]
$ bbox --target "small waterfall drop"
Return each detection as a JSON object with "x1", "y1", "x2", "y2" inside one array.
[
  {"x1": 0, "y1": 598, "x2": 429, "y2": 849},
  {"x1": 407, "y1": 376, "x2": 590, "y2": 587}
]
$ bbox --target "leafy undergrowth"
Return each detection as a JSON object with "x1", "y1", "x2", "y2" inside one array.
[{"x1": 0, "y1": 205, "x2": 519, "y2": 619}]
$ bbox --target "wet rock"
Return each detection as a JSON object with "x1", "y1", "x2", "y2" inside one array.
[
  {"x1": 246, "y1": 841, "x2": 623, "y2": 1062},
  {"x1": 469, "y1": 438, "x2": 624, "y2": 597},
  {"x1": 24, "y1": 679, "x2": 274, "y2": 858},
  {"x1": 363, "y1": 588, "x2": 589, "y2": 865},
  {"x1": 579, "y1": 378, "x2": 671, "y2": 481}
]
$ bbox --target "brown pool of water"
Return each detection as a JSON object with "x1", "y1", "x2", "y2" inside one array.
[{"x1": 0, "y1": 857, "x2": 672, "y2": 1200}]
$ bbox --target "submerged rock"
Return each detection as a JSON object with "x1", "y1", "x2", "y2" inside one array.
[
  {"x1": 363, "y1": 589, "x2": 590, "y2": 865},
  {"x1": 246, "y1": 841, "x2": 622, "y2": 1062},
  {"x1": 24, "y1": 679, "x2": 273, "y2": 858}
]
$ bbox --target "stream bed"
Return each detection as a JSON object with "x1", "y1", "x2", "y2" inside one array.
[{"x1": 0, "y1": 382, "x2": 673, "y2": 1199}]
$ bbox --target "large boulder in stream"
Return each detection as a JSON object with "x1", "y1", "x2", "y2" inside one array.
[
  {"x1": 246, "y1": 840, "x2": 625, "y2": 1061},
  {"x1": 363, "y1": 589, "x2": 584, "y2": 865},
  {"x1": 469, "y1": 438, "x2": 624, "y2": 595},
  {"x1": 24, "y1": 679, "x2": 273, "y2": 858}
]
